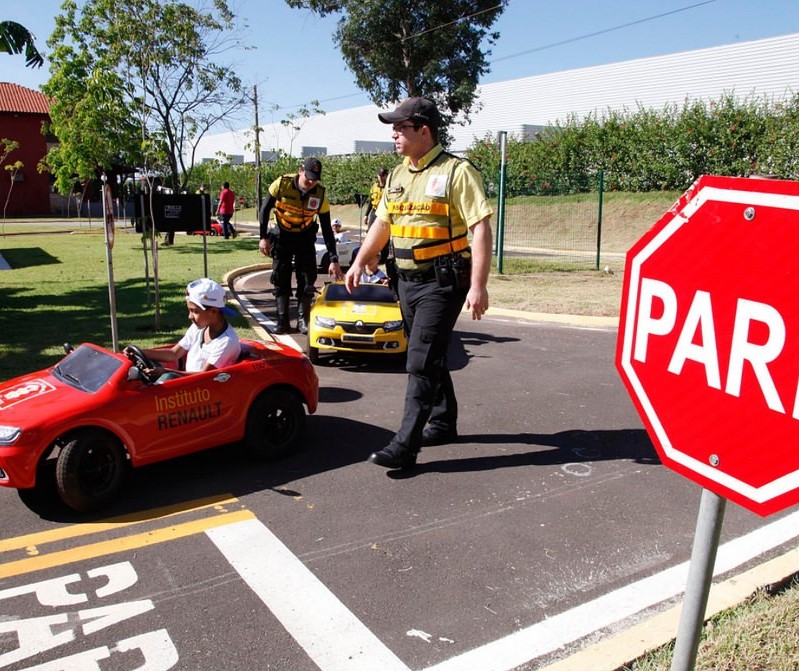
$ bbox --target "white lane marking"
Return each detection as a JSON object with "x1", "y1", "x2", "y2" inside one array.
[
  {"x1": 206, "y1": 518, "x2": 410, "y2": 671},
  {"x1": 421, "y1": 507, "x2": 799, "y2": 671}
]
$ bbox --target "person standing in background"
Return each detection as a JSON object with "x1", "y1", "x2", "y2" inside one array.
[
  {"x1": 258, "y1": 157, "x2": 344, "y2": 334},
  {"x1": 216, "y1": 182, "x2": 236, "y2": 239},
  {"x1": 363, "y1": 167, "x2": 388, "y2": 229}
]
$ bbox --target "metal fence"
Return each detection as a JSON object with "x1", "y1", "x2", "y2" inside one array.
[{"x1": 493, "y1": 133, "x2": 604, "y2": 272}]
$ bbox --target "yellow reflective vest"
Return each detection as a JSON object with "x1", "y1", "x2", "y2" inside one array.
[
  {"x1": 369, "y1": 180, "x2": 384, "y2": 208},
  {"x1": 385, "y1": 149, "x2": 471, "y2": 271},
  {"x1": 269, "y1": 175, "x2": 327, "y2": 233}
]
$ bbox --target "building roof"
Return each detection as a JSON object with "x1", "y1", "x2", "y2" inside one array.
[
  {"x1": 194, "y1": 31, "x2": 799, "y2": 161},
  {"x1": 0, "y1": 82, "x2": 50, "y2": 115}
]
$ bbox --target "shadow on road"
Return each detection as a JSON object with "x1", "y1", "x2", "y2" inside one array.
[
  {"x1": 19, "y1": 417, "x2": 652, "y2": 523},
  {"x1": 389, "y1": 428, "x2": 658, "y2": 479}
]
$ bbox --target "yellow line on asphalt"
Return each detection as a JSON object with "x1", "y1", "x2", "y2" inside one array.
[
  {"x1": 0, "y1": 494, "x2": 240, "y2": 553},
  {"x1": 0, "y1": 509, "x2": 255, "y2": 579}
]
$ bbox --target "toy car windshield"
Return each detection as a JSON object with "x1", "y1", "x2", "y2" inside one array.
[
  {"x1": 326, "y1": 283, "x2": 395, "y2": 304},
  {"x1": 52, "y1": 345, "x2": 124, "y2": 393}
]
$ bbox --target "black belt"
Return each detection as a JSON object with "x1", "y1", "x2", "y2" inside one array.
[{"x1": 397, "y1": 266, "x2": 436, "y2": 283}]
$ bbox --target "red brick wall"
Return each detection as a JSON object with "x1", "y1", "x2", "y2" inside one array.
[{"x1": 0, "y1": 112, "x2": 51, "y2": 217}]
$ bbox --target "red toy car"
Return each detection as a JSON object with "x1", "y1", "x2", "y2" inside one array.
[
  {"x1": 0, "y1": 338, "x2": 318, "y2": 512},
  {"x1": 190, "y1": 220, "x2": 223, "y2": 236}
]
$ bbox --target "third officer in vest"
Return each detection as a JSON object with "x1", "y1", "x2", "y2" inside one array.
[
  {"x1": 258, "y1": 157, "x2": 344, "y2": 334},
  {"x1": 345, "y1": 97, "x2": 493, "y2": 469}
]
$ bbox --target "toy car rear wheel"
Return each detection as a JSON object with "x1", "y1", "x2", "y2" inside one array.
[
  {"x1": 244, "y1": 389, "x2": 305, "y2": 460},
  {"x1": 56, "y1": 429, "x2": 128, "y2": 513}
]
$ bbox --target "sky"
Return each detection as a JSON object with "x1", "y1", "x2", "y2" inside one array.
[{"x1": 4, "y1": 0, "x2": 799, "y2": 121}]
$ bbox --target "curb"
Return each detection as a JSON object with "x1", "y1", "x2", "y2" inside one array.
[
  {"x1": 222, "y1": 263, "x2": 272, "y2": 341},
  {"x1": 485, "y1": 306, "x2": 618, "y2": 329},
  {"x1": 539, "y1": 545, "x2": 799, "y2": 671}
]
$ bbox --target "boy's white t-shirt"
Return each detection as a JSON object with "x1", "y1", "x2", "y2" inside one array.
[{"x1": 178, "y1": 323, "x2": 241, "y2": 372}]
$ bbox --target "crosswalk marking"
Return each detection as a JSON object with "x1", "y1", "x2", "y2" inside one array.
[{"x1": 207, "y1": 517, "x2": 412, "y2": 671}]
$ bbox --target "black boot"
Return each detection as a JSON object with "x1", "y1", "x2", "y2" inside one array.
[
  {"x1": 368, "y1": 443, "x2": 418, "y2": 469},
  {"x1": 275, "y1": 295, "x2": 290, "y2": 334},
  {"x1": 297, "y1": 294, "x2": 313, "y2": 335}
]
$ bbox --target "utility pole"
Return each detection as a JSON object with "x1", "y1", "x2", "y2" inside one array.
[{"x1": 253, "y1": 84, "x2": 262, "y2": 210}]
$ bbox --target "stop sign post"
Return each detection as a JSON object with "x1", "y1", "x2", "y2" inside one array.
[{"x1": 617, "y1": 174, "x2": 799, "y2": 517}]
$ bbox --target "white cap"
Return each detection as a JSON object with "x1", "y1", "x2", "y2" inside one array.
[
  {"x1": 186, "y1": 278, "x2": 236, "y2": 316},
  {"x1": 333, "y1": 218, "x2": 342, "y2": 227}
]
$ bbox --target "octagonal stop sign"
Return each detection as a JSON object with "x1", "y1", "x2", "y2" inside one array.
[{"x1": 617, "y1": 175, "x2": 799, "y2": 517}]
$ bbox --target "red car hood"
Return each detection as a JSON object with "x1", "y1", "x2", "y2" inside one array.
[{"x1": 0, "y1": 369, "x2": 100, "y2": 428}]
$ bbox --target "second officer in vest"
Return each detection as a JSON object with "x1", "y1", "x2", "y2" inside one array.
[
  {"x1": 345, "y1": 97, "x2": 493, "y2": 469},
  {"x1": 258, "y1": 157, "x2": 344, "y2": 334}
]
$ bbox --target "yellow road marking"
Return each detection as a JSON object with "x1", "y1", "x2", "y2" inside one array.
[
  {"x1": 0, "y1": 494, "x2": 240, "y2": 553},
  {"x1": 0, "y1": 509, "x2": 255, "y2": 579}
]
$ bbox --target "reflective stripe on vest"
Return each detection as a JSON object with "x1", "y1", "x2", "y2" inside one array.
[
  {"x1": 390, "y1": 224, "x2": 452, "y2": 240},
  {"x1": 393, "y1": 234, "x2": 470, "y2": 261}
]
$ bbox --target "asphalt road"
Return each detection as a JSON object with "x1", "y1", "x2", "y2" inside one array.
[{"x1": 3, "y1": 271, "x2": 799, "y2": 671}]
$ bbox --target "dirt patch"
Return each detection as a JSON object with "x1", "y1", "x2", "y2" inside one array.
[{"x1": 489, "y1": 269, "x2": 623, "y2": 317}]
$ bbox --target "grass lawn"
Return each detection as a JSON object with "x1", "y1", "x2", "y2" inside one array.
[{"x1": 0, "y1": 226, "x2": 264, "y2": 380}]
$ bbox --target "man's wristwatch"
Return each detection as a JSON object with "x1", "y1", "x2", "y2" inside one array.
[{"x1": 329, "y1": 255, "x2": 339, "y2": 263}]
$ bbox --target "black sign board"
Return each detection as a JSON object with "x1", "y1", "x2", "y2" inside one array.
[{"x1": 134, "y1": 193, "x2": 211, "y2": 233}]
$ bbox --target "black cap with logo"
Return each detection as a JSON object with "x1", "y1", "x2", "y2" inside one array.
[
  {"x1": 378, "y1": 97, "x2": 441, "y2": 130},
  {"x1": 302, "y1": 157, "x2": 322, "y2": 181}
]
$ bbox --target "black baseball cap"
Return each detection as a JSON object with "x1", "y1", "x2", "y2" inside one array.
[
  {"x1": 302, "y1": 157, "x2": 322, "y2": 181},
  {"x1": 378, "y1": 97, "x2": 440, "y2": 130}
]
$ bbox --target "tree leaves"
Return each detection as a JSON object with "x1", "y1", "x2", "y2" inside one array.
[
  {"x1": 285, "y1": 0, "x2": 508, "y2": 147},
  {"x1": 0, "y1": 21, "x2": 44, "y2": 68}
]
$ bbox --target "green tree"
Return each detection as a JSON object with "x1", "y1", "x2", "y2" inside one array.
[
  {"x1": 1, "y1": 138, "x2": 22, "y2": 219},
  {"x1": 284, "y1": 0, "x2": 508, "y2": 145},
  {"x1": 43, "y1": 0, "x2": 247, "y2": 195},
  {"x1": 0, "y1": 20, "x2": 44, "y2": 68}
]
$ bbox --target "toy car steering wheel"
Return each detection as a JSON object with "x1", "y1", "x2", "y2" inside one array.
[{"x1": 124, "y1": 345, "x2": 160, "y2": 384}]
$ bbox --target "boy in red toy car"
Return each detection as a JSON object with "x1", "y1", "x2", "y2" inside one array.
[{"x1": 125, "y1": 278, "x2": 241, "y2": 378}]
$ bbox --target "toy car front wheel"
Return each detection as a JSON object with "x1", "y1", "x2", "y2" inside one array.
[
  {"x1": 307, "y1": 343, "x2": 320, "y2": 364},
  {"x1": 56, "y1": 429, "x2": 128, "y2": 513},
  {"x1": 244, "y1": 389, "x2": 305, "y2": 460}
]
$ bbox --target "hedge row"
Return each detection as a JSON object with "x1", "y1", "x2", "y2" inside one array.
[
  {"x1": 188, "y1": 151, "x2": 402, "y2": 207},
  {"x1": 188, "y1": 91, "x2": 799, "y2": 203},
  {"x1": 467, "y1": 91, "x2": 799, "y2": 195}
]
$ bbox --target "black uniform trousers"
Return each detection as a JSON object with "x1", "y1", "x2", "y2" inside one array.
[
  {"x1": 271, "y1": 229, "x2": 317, "y2": 298},
  {"x1": 392, "y1": 274, "x2": 468, "y2": 453}
]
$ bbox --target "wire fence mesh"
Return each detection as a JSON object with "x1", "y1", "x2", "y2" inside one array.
[{"x1": 494, "y1": 172, "x2": 604, "y2": 272}]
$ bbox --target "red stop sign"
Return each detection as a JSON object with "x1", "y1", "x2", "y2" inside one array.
[{"x1": 616, "y1": 175, "x2": 799, "y2": 516}]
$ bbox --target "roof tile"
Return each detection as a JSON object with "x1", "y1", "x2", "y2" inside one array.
[{"x1": 0, "y1": 82, "x2": 51, "y2": 115}]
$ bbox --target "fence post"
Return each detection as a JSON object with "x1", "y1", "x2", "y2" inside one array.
[
  {"x1": 595, "y1": 170, "x2": 604, "y2": 270},
  {"x1": 496, "y1": 131, "x2": 508, "y2": 274}
]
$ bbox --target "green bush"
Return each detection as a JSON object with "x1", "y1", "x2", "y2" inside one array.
[
  {"x1": 188, "y1": 152, "x2": 401, "y2": 207},
  {"x1": 467, "y1": 91, "x2": 799, "y2": 195}
]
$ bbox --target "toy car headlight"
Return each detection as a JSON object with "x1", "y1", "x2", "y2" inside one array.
[
  {"x1": 314, "y1": 316, "x2": 337, "y2": 329},
  {"x1": 0, "y1": 425, "x2": 22, "y2": 445},
  {"x1": 383, "y1": 320, "x2": 404, "y2": 332}
]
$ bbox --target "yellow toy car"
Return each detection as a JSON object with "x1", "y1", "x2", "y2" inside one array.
[{"x1": 307, "y1": 282, "x2": 406, "y2": 364}]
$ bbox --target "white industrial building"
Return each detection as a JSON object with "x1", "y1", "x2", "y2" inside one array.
[{"x1": 194, "y1": 31, "x2": 799, "y2": 162}]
